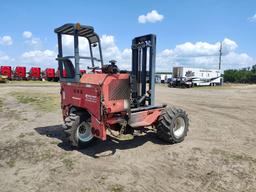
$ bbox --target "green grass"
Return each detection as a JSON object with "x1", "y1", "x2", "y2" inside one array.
[
  {"x1": 18, "y1": 133, "x2": 26, "y2": 138},
  {"x1": 50, "y1": 140, "x2": 59, "y2": 145},
  {"x1": 0, "y1": 98, "x2": 3, "y2": 111},
  {"x1": 80, "y1": 189, "x2": 94, "y2": 192},
  {"x1": 11, "y1": 92, "x2": 59, "y2": 112},
  {"x1": 211, "y1": 148, "x2": 256, "y2": 163},
  {"x1": 17, "y1": 132, "x2": 35, "y2": 138},
  {"x1": 6, "y1": 159, "x2": 16, "y2": 168},
  {"x1": 191, "y1": 85, "x2": 231, "y2": 90},
  {"x1": 40, "y1": 149, "x2": 55, "y2": 161},
  {"x1": 62, "y1": 159, "x2": 74, "y2": 171},
  {"x1": 191, "y1": 83, "x2": 253, "y2": 90},
  {"x1": 9, "y1": 80, "x2": 58, "y2": 84},
  {"x1": 109, "y1": 184, "x2": 124, "y2": 192}
]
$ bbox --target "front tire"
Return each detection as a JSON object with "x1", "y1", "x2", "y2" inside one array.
[
  {"x1": 63, "y1": 112, "x2": 95, "y2": 148},
  {"x1": 156, "y1": 107, "x2": 189, "y2": 143}
]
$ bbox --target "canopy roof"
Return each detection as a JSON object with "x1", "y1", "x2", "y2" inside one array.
[{"x1": 54, "y1": 23, "x2": 99, "y2": 43}]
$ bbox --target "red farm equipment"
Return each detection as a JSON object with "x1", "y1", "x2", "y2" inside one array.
[
  {"x1": 54, "y1": 69, "x2": 66, "y2": 82},
  {"x1": 28, "y1": 67, "x2": 41, "y2": 80},
  {"x1": 54, "y1": 69, "x2": 85, "y2": 82},
  {"x1": 13, "y1": 66, "x2": 26, "y2": 80},
  {"x1": 44, "y1": 68, "x2": 55, "y2": 81},
  {"x1": 0, "y1": 66, "x2": 12, "y2": 80},
  {"x1": 62, "y1": 69, "x2": 67, "y2": 78},
  {"x1": 55, "y1": 23, "x2": 189, "y2": 148},
  {"x1": 80, "y1": 69, "x2": 86, "y2": 75}
]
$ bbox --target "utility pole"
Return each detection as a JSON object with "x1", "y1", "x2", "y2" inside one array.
[{"x1": 219, "y1": 41, "x2": 222, "y2": 70}]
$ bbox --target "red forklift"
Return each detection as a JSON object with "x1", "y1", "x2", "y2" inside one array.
[{"x1": 55, "y1": 23, "x2": 189, "y2": 148}]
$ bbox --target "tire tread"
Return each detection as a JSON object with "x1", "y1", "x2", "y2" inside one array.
[{"x1": 156, "y1": 106, "x2": 189, "y2": 143}]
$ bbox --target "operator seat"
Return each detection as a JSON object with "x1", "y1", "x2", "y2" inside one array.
[{"x1": 61, "y1": 58, "x2": 75, "y2": 78}]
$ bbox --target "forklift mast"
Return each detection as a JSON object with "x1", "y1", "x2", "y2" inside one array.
[{"x1": 131, "y1": 34, "x2": 156, "y2": 107}]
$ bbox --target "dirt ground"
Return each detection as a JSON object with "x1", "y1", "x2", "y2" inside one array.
[{"x1": 0, "y1": 82, "x2": 255, "y2": 192}]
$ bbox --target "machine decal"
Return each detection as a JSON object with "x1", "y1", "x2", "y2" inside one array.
[{"x1": 85, "y1": 94, "x2": 97, "y2": 103}]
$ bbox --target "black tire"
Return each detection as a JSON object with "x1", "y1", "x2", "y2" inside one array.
[
  {"x1": 63, "y1": 112, "x2": 96, "y2": 148},
  {"x1": 156, "y1": 107, "x2": 189, "y2": 143}
]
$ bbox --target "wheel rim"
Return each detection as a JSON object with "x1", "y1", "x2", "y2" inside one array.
[
  {"x1": 173, "y1": 117, "x2": 185, "y2": 138},
  {"x1": 76, "y1": 122, "x2": 93, "y2": 142}
]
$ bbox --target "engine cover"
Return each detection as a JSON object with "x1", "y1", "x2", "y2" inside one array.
[
  {"x1": 80, "y1": 73, "x2": 130, "y2": 114},
  {"x1": 103, "y1": 74, "x2": 130, "y2": 113}
]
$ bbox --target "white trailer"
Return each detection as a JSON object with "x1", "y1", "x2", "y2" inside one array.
[
  {"x1": 171, "y1": 67, "x2": 223, "y2": 87},
  {"x1": 160, "y1": 74, "x2": 172, "y2": 83}
]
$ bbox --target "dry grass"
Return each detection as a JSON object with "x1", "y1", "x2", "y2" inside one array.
[
  {"x1": 211, "y1": 148, "x2": 256, "y2": 163},
  {"x1": 0, "y1": 139, "x2": 56, "y2": 166},
  {"x1": 109, "y1": 184, "x2": 124, "y2": 192},
  {"x1": 9, "y1": 80, "x2": 58, "y2": 84},
  {"x1": 62, "y1": 159, "x2": 74, "y2": 171},
  {"x1": 11, "y1": 92, "x2": 59, "y2": 112},
  {"x1": 6, "y1": 159, "x2": 16, "y2": 168},
  {"x1": 0, "y1": 98, "x2": 3, "y2": 112}
]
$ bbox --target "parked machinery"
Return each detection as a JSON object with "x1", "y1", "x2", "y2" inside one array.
[
  {"x1": 44, "y1": 68, "x2": 55, "y2": 81},
  {"x1": 0, "y1": 66, "x2": 12, "y2": 80},
  {"x1": 80, "y1": 69, "x2": 86, "y2": 75},
  {"x1": 28, "y1": 67, "x2": 41, "y2": 80},
  {"x1": 55, "y1": 23, "x2": 189, "y2": 148},
  {"x1": 13, "y1": 66, "x2": 26, "y2": 80},
  {"x1": 0, "y1": 75, "x2": 8, "y2": 83}
]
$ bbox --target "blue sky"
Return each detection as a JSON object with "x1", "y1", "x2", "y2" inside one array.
[{"x1": 0, "y1": 0, "x2": 255, "y2": 71}]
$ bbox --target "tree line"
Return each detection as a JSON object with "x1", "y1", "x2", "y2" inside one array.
[{"x1": 224, "y1": 64, "x2": 256, "y2": 83}]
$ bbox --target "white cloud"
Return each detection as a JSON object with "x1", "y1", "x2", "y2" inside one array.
[
  {"x1": 101, "y1": 35, "x2": 119, "y2": 58},
  {"x1": 171, "y1": 38, "x2": 237, "y2": 57},
  {"x1": 22, "y1": 31, "x2": 33, "y2": 39},
  {"x1": 61, "y1": 34, "x2": 132, "y2": 69},
  {"x1": 0, "y1": 36, "x2": 13, "y2": 46},
  {"x1": 248, "y1": 14, "x2": 256, "y2": 22},
  {"x1": 223, "y1": 52, "x2": 254, "y2": 69},
  {"x1": 30, "y1": 37, "x2": 41, "y2": 46},
  {"x1": 50, "y1": 34, "x2": 255, "y2": 71},
  {"x1": 22, "y1": 31, "x2": 42, "y2": 48},
  {"x1": 0, "y1": 51, "x2": 10, "y2": 61},
  {"x1": 61, "y1": 35, "x2": 90, "y2": 55},
  {"x1": 21, "y1": 50, "x2": 56, "y2": 67},
  {"x1": 138, "y1": 10, "x2": 164, "y2": 24},
  {"x1": 222, "y1": 38, "x2": 238, "y2": 53},
  {"x1": 156, "y1": 38, "x2": 254, "y2": 71},
  {"x1": 100, "y1": 35, "x2": 132, "y2": 69}
]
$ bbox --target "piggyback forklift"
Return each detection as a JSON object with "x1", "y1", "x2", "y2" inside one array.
[{"x1": 55, "y1": 23, "x2": 189, "y2": 148}]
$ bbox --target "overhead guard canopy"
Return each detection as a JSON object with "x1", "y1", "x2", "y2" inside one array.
[
  {"x1": 54, "y1": 23, "x2": 99, "y2": 44},
  {"x1": 54, "y1": 23, "x2": 104, "y2": 83}
]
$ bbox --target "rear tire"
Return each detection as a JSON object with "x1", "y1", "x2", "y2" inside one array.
[
  {"x1": 156, "y1": 107, "x2": 189, "y2": 143},
  {"x1": 63, "y1": 112, "x2": 95, "y2": 148}
]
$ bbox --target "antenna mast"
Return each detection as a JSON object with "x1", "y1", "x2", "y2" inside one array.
[{"x1": 219, "y1": 41, "x2": 222, "y2": 70}]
